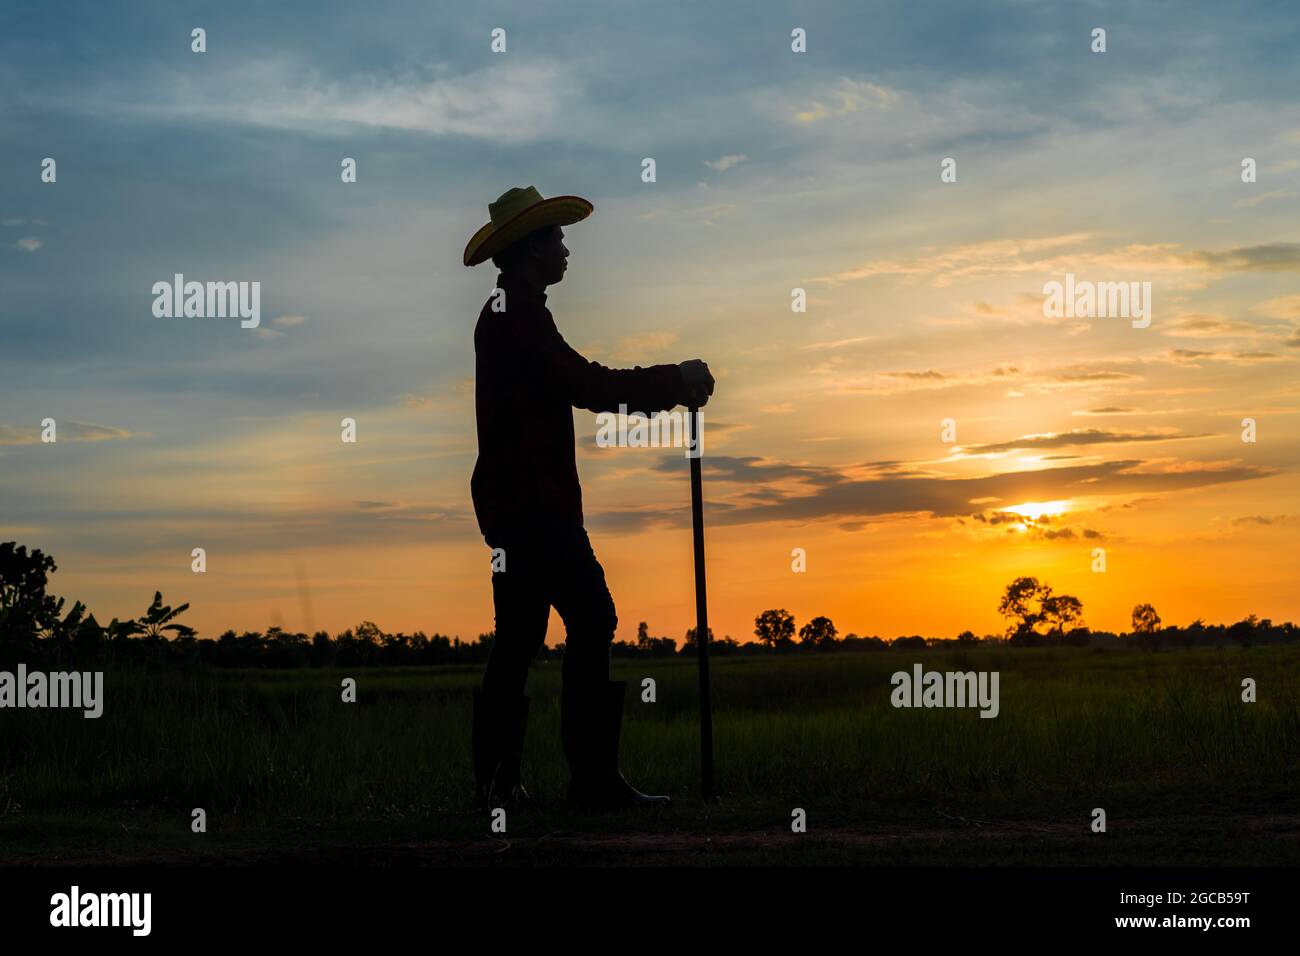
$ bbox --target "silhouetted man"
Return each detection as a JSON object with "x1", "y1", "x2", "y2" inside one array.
[{"x1": 463, "y1": 186, "x2": 714, "y2": 809}]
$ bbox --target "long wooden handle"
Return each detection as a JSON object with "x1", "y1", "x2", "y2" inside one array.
[{"x1": 688, "y1": 405, "x2": 716, "y2": 802}]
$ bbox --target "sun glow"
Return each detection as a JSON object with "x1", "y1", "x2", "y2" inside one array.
[{"x1": 1002, "y1": 500, "x2": 1071, "y2": 521}]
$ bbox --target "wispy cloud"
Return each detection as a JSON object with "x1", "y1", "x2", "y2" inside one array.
[
  {"x1": 1234, "y1": 189, "x2": 1298, "y2": 209},
  {"x1": 704, "y1": 154, "x2": 748, "y2": 172},
  {"x1": 816, "y1": 237, "x2": 1300, "y2": 288},
  {"x1": 0, "y1": 421, "x2": 137, "y2": 445},
  {"x1": 954, "y1": 428, "x2": 1213, "y2": 456},
  {"x1": 1160, "y1": 313, "x2": 1260, "y2": 338},
  {"x1": 785, "y1": 77, "x2": 899, "y2": 123},
  {"x1": 67, "y1": 58, "x2": 586, "y2": 142},
  {"x1": 1252, "y1": 295, "x2": 1300, "y2": 320}
]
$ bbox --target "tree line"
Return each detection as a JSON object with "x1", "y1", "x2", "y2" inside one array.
[{"x1": 2, "y1": 542, "x2": 1295, "y2": 669}]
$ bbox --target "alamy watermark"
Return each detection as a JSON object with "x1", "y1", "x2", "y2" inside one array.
[
  {"x1": 1042, "y1": 272, "x2": 1151, "y2": 328},
  {"x1": 595, "y1": 405, "x2": 702, "y2": 459},
  {"x1": 50, "y1": 886, "x2": 151, "y2": 936},
  {"x1": 890, "y1": 663, "x2": 1000, "y2": 718},
  {"x1": 152, "y1": 273, "x2": 260, "y2": 328},
  {"x1": 0, "y1": 665, "x2": 104, "y2": 718}
]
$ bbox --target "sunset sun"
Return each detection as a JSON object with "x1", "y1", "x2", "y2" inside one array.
[{"x1": 1002, "y1": 500, "x2": 1072, "y2": 522}]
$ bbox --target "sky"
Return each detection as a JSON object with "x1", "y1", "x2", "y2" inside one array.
[{"x1": 2, "y1": 0, "x2": 1298, "y2": 644}]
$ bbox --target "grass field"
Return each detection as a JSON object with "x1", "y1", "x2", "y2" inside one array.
[{"x1": 3, "y1": 647, "x2": 1299, "y2": 865}]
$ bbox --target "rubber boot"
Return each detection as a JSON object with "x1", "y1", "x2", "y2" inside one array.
[
  {"x1": 493, "y1": 695, "x2": 531, "y2": 805},
  {"x1": 471, "y1": 689, "x2": 498, "y2": 807},
  {"x1": 471, "y1": 690, "x2": 531, "y2": 807},
  {"x1": 562, "y1": 680, "x2": 671, "y2": 810}
]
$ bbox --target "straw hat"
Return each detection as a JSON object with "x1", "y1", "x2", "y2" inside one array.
[{"x1": 463, "y1": 186, "x2": 593, "y2": 267}]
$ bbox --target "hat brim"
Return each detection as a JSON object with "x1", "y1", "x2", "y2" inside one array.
[{"x1": 463, "y1": 195, "x2": 594, "y2": 267}]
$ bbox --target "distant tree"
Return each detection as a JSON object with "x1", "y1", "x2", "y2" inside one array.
[
  {"x1": 39, "y1": 599, "x2": 91, "y2": 667},
  {"x1": 633, "y1": 621, "x2": 670, "y2": 655},
  {"x1": 1183, "y1": 618, "x2": 1205, "y2": 649},
  {"x1": 137, "y1": 591, "x2": 196, "y2": 640},
  {"x1": 955, "y1": 629, "x2": 978, "y2": 644},
  {"x1": 999, "y1": 577, "x2": 1083, "y2": 645},
  {"x1": 103, "y1": 616, "x2": 143, "y2": 666},
  {"x1": 842, "y1": 633, "x2": 888, "y2": 651},
  {"x1": 1228, "y1": 615, "x2": 1260, "y2": 648},
  {"x1": 798, "y1": 615, "x2": 837, "y2": 648},
  {"x1": 610, "y1": 639, "x2": 639, "y2": 658},
  {"x1": 1131, "y1": 603, "x2": 1161, "y2": 635},
  {"x1": 0, "y1": 542, "x2": 64, "y2": 641},
  {"x1": 68, "y1": 607, "x2": 108, "y2": 665},
  {"x1": 684, "y1": 626, "x2": 714, "y2": 648},
  {"x1": 998, "y1": 577, "x2": 1046, "y2": 641},
  {"x1": 1040, "y1": 593, "x2": 1084, "y2": 640},
  {"x1": 754, "y1": 609, "x2": 796, "y2": 648},
  {"x1": 1063, "y1": 626, "x2": 1092, "y2": 647}
]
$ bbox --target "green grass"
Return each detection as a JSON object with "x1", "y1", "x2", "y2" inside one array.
[{"x1": 3, "y1": 647, "x2": 1299, "y2": 864}]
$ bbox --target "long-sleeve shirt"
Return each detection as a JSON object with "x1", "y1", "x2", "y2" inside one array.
[{"x1": 471, "y1": 271, "x2": 688, "y2": 537}]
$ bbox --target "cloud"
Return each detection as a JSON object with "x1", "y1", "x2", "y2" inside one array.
[
  {"x1": 704, "y1": 154, "x2": 748, "y2": 172},
  {"x1": 1233, "y1": 514, "x2": 1299, "y2": 526},
  {"x1": 823, "y1": 365, "x2": 1023, "y2": 396},
  {"x1": 816, "y1": 237, "x2": 1300, "y2": 289},
  {"x1": 1166, "y1": 347, "x2": 1286, "y2": 365},
  {"x1": 1233, "y1": 189, "x2": 1298, "y2": 209},
  {"x1": 73, "y1": 58, "x2": 585, "y2": 143},
  {"x1": 1161, "y1": 313, "x2": 1260, "y2": 338},
  {"x1": 271, "y1": 314, "x2": 307, "y2": 328},
  {"x1": 968, "y1": 509, "x2": 1106, "y2": 541},
  {"x1": 800, "y1": 336, "x2": 873, "y2": 352},
  {"x1": 601, "y1": 455, "x2": 1278, "y2": 531},
  {"x1": 955, "y1": 428, "x2": 1213, "y2": 455},
  {"x1": 1173, "y1": 243, "x2": 1300, "y2": 273},
  {"x1": 14, "y1": 237, "x2": 41, "y2": 252},
  {"x1": 788, "y1": 77, "x2": 899, "y2": 123},
  {"x1": 0, "y1": 421, "x2": 136, "y2": 445},
  {"x1": 1252, "y1": 295, "x2": 1300, "y2": 320},
  {"x1": 816, "y1": 233, "x2": 1092, "y2": 287},
  {"x1": 1168, "y1": 348, "x2": 1214, "y2": 364},
  {"x1": 1053, "y1": 368, "x2": 1142, "y2": 384},
  {"x1": 886, "y1": 370, "x2": 950, "y2": 382}
]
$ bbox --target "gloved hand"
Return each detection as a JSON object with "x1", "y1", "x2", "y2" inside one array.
[{"x1": 678, "y1": 359, "x2": 715, "y2": 408}]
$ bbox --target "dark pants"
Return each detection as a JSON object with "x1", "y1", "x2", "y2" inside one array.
[{"x1": 481, "y1": 519, "x2": 615, "y2": 698}]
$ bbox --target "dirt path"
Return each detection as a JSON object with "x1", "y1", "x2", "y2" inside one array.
[{"x1": 22, "y1": 812, "x2": 1300, "y2": 866}]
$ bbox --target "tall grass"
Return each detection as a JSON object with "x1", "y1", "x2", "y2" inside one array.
[{"x1": 3, "y1": 648, "x2": 1297, "y2": 822}]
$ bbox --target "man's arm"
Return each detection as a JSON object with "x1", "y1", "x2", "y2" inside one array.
[{"x1": 534, "y1": 314, "x2": 690, "y2": 413}]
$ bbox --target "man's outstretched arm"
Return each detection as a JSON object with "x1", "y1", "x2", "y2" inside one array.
[{"x1": 535, "y1": 315, "x2": 712, "y2": 413}]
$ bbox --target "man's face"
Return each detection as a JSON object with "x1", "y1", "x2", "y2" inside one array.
[{"x1": 532, "y1": 225, "x2": 569, "y2": 285}]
